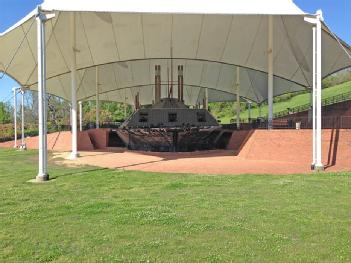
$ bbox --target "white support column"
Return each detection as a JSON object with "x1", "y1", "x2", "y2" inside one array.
[
  {"x1": 79, "y1": 101, "x2": 83, "y2": 132},
  {"x1": 315, "y1": 11, "x2": 324, "y2": 170},
  {"x1": 20, "y1": 88, "x2": 27, "y2": 150},
  {"x1": 267, "y1": 15, "x2": 274, "y2": 130},
  {"x1": 308, "y1": 88, "x2": 313, "y2": 123},
  {"x1": 36, "y1": 8, "x2": 50, "y2": 181},
  {"x1": 12, "y1": 87, "x2": 17, "y2": 149},
  {"x1": 69, "y1": 104, "x2": 72, "y2": 127},
  {"x1": 312, "y1": 27, "x2": 317, "y2": 168},
  {"x1": 236, "y1": 67, "x2": 240, "y2": 130},
  {"x1": 204, "y1": 88, "x2": 208, "y2": 110},
  {"x1": 95, "y1": 66, "x2": 100, "y2": 129},
  {"x1": 305, "y1": 10, "x2": 324, "y2": 171},
  {"x1": 70, "y1": 12, "x2": 78, "y2": 159}
]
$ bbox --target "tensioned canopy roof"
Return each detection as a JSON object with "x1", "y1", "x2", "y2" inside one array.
[{"x1": 0, "y1": 0, "x2": 350, "y2": 105}]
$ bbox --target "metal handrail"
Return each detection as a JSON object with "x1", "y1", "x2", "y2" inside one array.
[{"x1": 273, "y1": 90, "x2": 351, "y2": 119}]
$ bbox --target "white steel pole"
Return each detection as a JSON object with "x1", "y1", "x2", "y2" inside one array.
[
  {"x1": 36, "y1": 8, "x2": 49, "y2": 181},
  {"x1": 315, "y1": 11, "x2": 324, "y2": 170},
  {"x1": 70, "y1": 12, "x2": 78, "y2": 159},
  {"x1": 69, "y1": 104, "x2": 72, "y2": 127},
  {"x1": 204, "y1": 88, "x2": 208, "y2": 110},
  {"x1": 20, "y1": 88, "x2": 26, "y2": 150},
  {"x1": 95, "y1": 66, "x2": 100, "y2": 129},
  {"x1": 79, "y1": 101, "x2": 83, "y2": 132},
  {"x1": 312, "y1": 26, "x2": 316, "y2": 168},
  {"x1": 308, "y1": 89, "x2": 313, "y2": 123},
  {"x1": 13, "y1": 88, "x2": 17, "y2": 148},
  {"x1": 236, "y1": 67, "x2": 240, "y2": 130},
  {"x1": 268, "y1": 15, "x2": 274, "y2": 130}
]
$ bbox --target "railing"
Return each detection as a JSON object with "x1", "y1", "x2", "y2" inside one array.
[
  {"x1": 226, "y1": 115, "x2": 351, "y2": 130},
  {"x1": 249, "y1": 116, "x2": 351, "y2": 130},
  {"x1": 273, "y1": 90, "x2": 351, "y2": 119}
]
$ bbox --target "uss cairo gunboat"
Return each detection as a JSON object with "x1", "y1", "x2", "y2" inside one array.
[{"x1": 109, "y1": 65, "x2": 233, "y2": 152}]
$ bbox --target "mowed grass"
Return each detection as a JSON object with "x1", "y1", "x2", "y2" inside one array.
[
  {"x1": 0, "y1": 149, "x2": 350, "y2": 262},
  {"x1": 220, "y1": 80, "x2": 351, "y2": 123}
]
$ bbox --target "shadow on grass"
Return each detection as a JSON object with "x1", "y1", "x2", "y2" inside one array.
[
  {"x1": 49, "y1": 167, "x2": 110, "y2": 180},
  {"x1": 112, "y1": 159, "x2": 166, "y2": 170}
]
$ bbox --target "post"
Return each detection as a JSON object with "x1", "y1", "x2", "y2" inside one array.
[
  {"x1": 70, "y1": 12, "x2": 78, "y2": 159},
  {"x1": 308, "y1": 89, "x2": 313, "y2": 123},
  {"x1": 236, "y1": 67, "x2": 240, "y2": 130},
  {"x1": 79, "y1": 101, "x2": 83, "y2": 132},
  {"x1": 267, "y1": 15, "x2": 274, "y2": 130},
  {"x1": 248, "y1": 102, "x2": 252, "y2": 122},
  {"x1": 178, "y1": 65, "x2": 184, "y2": 102},
  {"x1": 36, "y1": 8, "x2": 49, "y2": 181},
  {"x1": 170, "y1": 46, "x2": 173, "y2": 99},
  {"x1": 95, "y1": 66, "x2": 100, "y2": 129},
  {"x1": 124, "y1": 90, "x2": 127, "y2": 119},
  {"x1": 12, "y1": 87, "x2": 17, "y2": 148},
  {"x1": 167, "y1": 67, "x2": 170, "y2": 99},
  {"x1": 69, "y1": 104, "x2": 72, "y2": 127},
  {"x1": 305, "y1": 11, "x2": 324, "y2": 171},
  {"x1": 158, "y1": 65, "x2": 161, "y2": 103},
  {"x1": 315, "y1": 11, "x2": 324, "y2": 170},
  {"x1": 204, "y1": 88, "x2": 208, "y2": 110},
  {"x1": 155, "y1": 65, "x2": 158, "y2": 103},
  {"x1": 155, "y1": 65, "x2": 161, "y2": 104},
  {"x1": 135, "y1": 92, "x2": 140, "y2": 110},
  {"x1": 20, "y1": 88, "x2": 27, "y2": 150},
  {"x1": 312, "y1": 27, "x2": 317, "y2": 168},
  {"x1": 88, "y1": 101, "x2": 92, "y2": 128}
]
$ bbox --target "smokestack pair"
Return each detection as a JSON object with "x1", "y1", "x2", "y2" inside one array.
[{"x1": 154, "y1": 65, "x2": 184, "y2": 103}]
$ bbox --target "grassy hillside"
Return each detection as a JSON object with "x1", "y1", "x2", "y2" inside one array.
[{"x1": 211, "y1": 80, "x2": 351, "y2": 124}]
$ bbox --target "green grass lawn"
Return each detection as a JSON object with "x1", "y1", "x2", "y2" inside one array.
[
  {"x1": 218, "y1": 80, "x2": 351, "y2": 124},
  {"x1": 0, "y1": 149, "x2": 350, "y2": 262}
]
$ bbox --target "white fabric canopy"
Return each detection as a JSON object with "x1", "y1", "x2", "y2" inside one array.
[
  {"x1": 0, "y1": 0, "x2": 350, "y2": 104},
  {"x1": 41, "y1": 0, "x2": 304, "y2": 15}
]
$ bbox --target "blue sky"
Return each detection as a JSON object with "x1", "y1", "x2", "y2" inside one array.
[{"x1": 0, "y1": 0, "x2": 350, "y2": 103}]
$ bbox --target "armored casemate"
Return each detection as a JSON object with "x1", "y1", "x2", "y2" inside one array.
[{"x1": 111, "y1": 65, "x2": 232, "y2": 152}]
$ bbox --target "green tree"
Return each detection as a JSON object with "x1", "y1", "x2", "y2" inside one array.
[{"x1": 0, "y1": 102, "x2": 11, "y2": 124}]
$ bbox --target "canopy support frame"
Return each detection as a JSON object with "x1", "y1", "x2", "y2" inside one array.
[
  {"x1": 19, "y1": 87, "x2": 27, "y2": 150},
  {"x1": 35, "y1": 7, "x2": 54, "y2": 182},
  {"x1": 79, "y1": 101, "x2": 83, "y2": 132},
  {"x1": 305, "y1": 11, "x2": 324, "y2": 171},
  {"x1": 315, "y1": 11, "x2": 324, "y2": 171},
  {"x1": 96, "y1": 66, "x2": 100, "y2": 129},
  {"x1": 12, "y1": 87, "x2": 18, "y2": 149},
  {"x1": 69, "y1": 12, "x2": 79, "y2": 160},
  {"x1": 204, "y1": 87, "x2": 208, "y2": 110},
  {"x1": 236, "y1": 67, "x2": 240, "y2": 130},
  {"x1": 267, "y1": 15, "x2": 274, "y2": 130}
]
